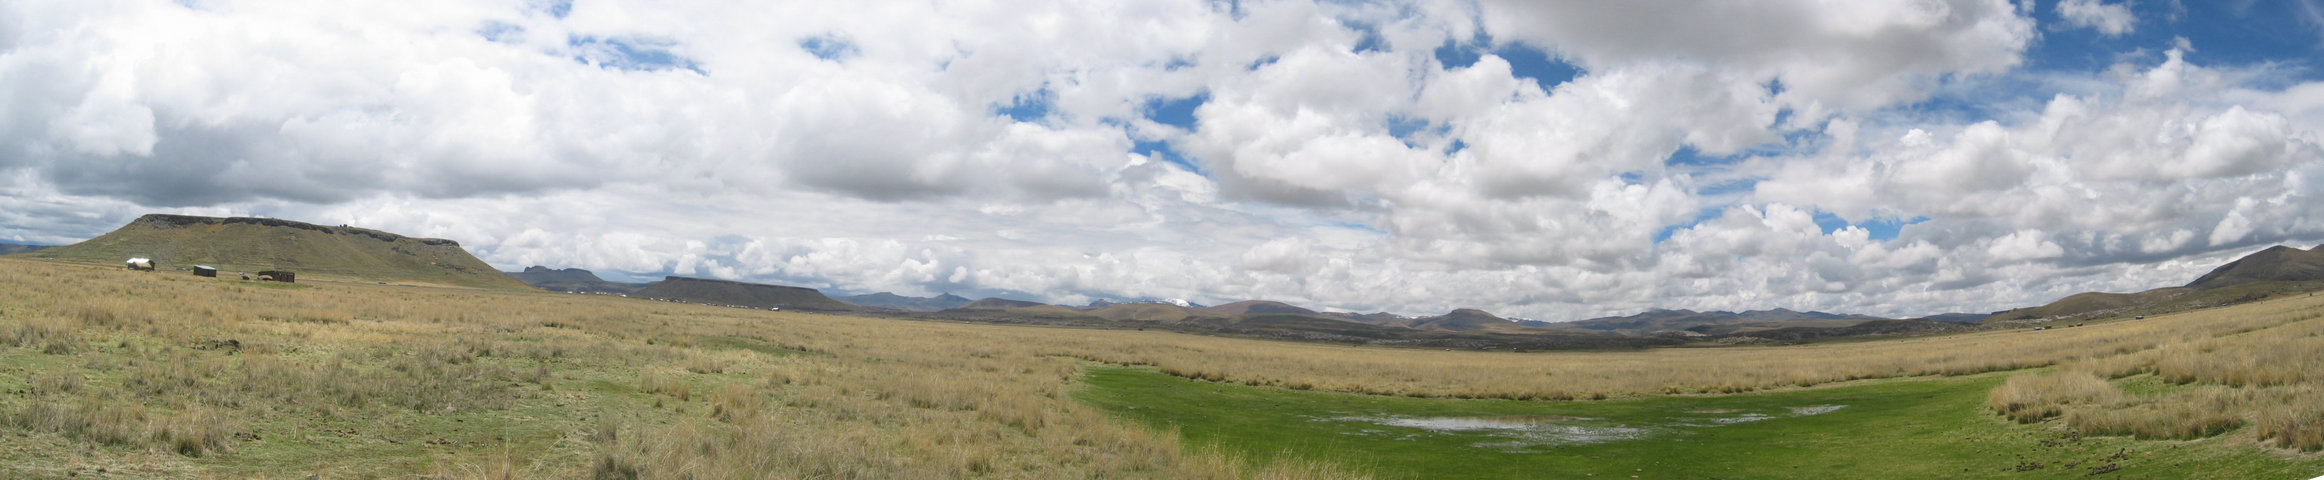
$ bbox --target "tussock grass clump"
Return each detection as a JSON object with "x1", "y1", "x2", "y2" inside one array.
[
  {"x1": 7, "y1": 400, "x2": 72, "y2": 434},
  {"x1": 683, "y1": 353, "x2": 726, "y2": 374},
  {"x1": 29, "y1": 370, "x2": 84, "y2": 395},
  {"x1": 1, "y1": 316, "x2": 83, "y2": 354},
  {"x1": 1987, "y1": 370, "x2": 2122, "y2": 422},
  {"x1": 2152, "y1": 322, "x2": 2324, "y2": 387},
  {"x1": 148, "y1": 407, "x2": 235, "y2": 457},
  {"x1": 639, "y1": 370, "x2": 692, "y2": 401},
  {"x1": 3, "y1": 396, "x2": 228, "y2": 454},
  {"x1": 1986, "y1": 304, "x2": 2324, "y2": 448},
  {"x1": 708, "y1": 383, "x2": 764, "y2": 423},
  {"x1": 2062, "y1": 350, "x2": 2155, "y2": 379},
  {"x1": 2066, "y1": 388, "x2": 2246, "y2": 439},
  {"x1": 2258, "y1": 405, "x2": 2324, "y2": 451},
  {"x1": 2244, "y1": 385, "x2": 2324, "y2": 451}
]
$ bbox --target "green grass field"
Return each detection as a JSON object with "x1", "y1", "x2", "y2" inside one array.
[{"x1": 1075, "y1": 367, "x2": 2324, "y2": 479}]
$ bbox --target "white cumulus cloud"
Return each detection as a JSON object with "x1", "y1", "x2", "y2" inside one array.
[
  {"x1": 2058, "y1": 0, "x2": 2138, "y2": 36},
  {"x1": 6, "y1": 1, "x2": 2324, "y2": 322}
]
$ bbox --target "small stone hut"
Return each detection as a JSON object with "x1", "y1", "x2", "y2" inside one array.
[{"x1": 257, "y1": 270, "x2": 296, "y2": 283}]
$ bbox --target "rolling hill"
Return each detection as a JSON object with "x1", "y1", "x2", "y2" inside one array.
[
  {"x1": 631, "y1": 276, "x2": 863, "y2": 312},
  {"x1": 1195, "y1": 300, "x2": 1318, "y2": 316},
  {"x1": 837, "y1": 292, "x2": 974, "y2": 312},
  {"x1": 505, "y1": 266, "x2": 649, "y2": 294},
  {"x1": 21, "y1": 214, "x2": 529, "y2": 289},
  {"x1": 1084, "y1": 303, "x2": 1209, "y2": 323},
  {"x1": 1985, "y1": 244, "x2": 2324, "y2": 324},
  {"x1": 1322, "y1": 311, "x2": 1419, "y2": 328},
  {"x1": 1564, "y1": 308, "x2": 1890, "y2": 336},
  {"x1": 1920, "y1": 313, "x2": 1991, "y2": 323},
  {"x1": 2186, "y1": 244, "x2": 2324, "y2": 289},
  {"x1": 0, "y1": 243, "x2": 48, "y2": 255},
  {"x1": 1408, "y1": 308, "x2": 1535, "y2": 332},
  {"x1": 905, "y1": 296, "x2": 1671, "y2": 348},
  {"x1": 941, "y1": 297, "x2": 1088, "y2": 318}
]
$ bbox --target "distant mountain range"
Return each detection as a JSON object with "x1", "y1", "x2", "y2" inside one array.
[
  {"x1": 493, "y1": 243, "x2": 2324, "y2": 346},
  {"x1": 1922, "y1": 313, "x2": 1990, "y2": 323},
  {"x1": 1561, "y1": 308, "x2": 1892, "y2": 336},
  {"x1": 0, "y1": 243, "x2": 49, "y2": 255},
  {"x1": 912, "y1": 296, "x2": 1658, "y2": 348},
  {"x1": 504, "y1": 266, "x2": 648, "y2": 294},
  {"x1": 1086, "y1": 298, "x2": 1202, "y2": 309},
  {"x1": 40, "y1": 213, "x2": 2324, "y2": 350},
  {"x1": 632, "y1": 276, "x2": 864, "y2": 312},
  {"x1": 496, "y1": 266, "x2": 1971, "y2": 345},
  {"x1": 500, "y1": 267, "x2": 865, "y2": 312},
  {"x1": 836, "y1": 292, "x2": 973, "y2": 312}
]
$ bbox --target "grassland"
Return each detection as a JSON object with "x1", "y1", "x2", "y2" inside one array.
[
  {"x1": 3, "y1": 256, "x2": 2323, "y2": 478},
  {"x1": 1077, "y1": 367, "x2": 2315, "y2": 478},
  {"x1": 0, "y1": 258, "x2": 1359, "y2": 478}
]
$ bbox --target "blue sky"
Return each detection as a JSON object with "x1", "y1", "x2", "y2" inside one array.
[{"x1": 4, "y1": 0, "x2": 2324, "y2": 321}]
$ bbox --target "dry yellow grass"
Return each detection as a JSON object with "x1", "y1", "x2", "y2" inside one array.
[
  {"x1": 0, "y1": 258, "x2": 1370, "y2": 478},
  {"x1": 2257, "y1": 391, "x2": 2324, "y2": 451},
  {"x1": 7, "y1": 255, "x2": 2324, "y2": 476},
  {"x1": 1982, "y1": 292, "x2": 2324, "y2": 450},
  {"x1": 1986, "y1": 370, "x2": 2122, "y2": 422}
]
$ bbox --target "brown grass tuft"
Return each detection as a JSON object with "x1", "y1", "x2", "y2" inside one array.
[
  {"x1": 2259, "y1": 405, "x2": 2324, "y2": 451},
  {"x1": 1987, "y1": 370, "x2": 2122, "y2": 423},
  {"x1": 147, "y1": 407, "x2": 236, "y2": 457},
  {"x1": 639, "y1": 370, "x2": 691, "y2": 401},
  {"x1": 708, "y1": 383, "x2": 763, "y2": 423}
]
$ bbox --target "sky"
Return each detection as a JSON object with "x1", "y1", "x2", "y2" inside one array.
[{"x1": 5, "y1": 0, "x2": 2324, "y2": 321}]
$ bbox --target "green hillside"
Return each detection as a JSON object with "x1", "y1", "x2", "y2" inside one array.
[
  {"x1": 2187, "y1": 244, "x2": 2324, "y2": 289},
  {"x1": 19, "y1": 213, "x2": 531, "y2": 290},
  {"x1": 1985, "y1": 244, "x2": 2324, "y2": 324}
]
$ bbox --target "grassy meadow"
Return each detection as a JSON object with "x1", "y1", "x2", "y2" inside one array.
[
  {"x1": 3, "y1": 256, "x2": 2324, "y2": 478},
  {"x1": 1078, "y1": 367, "x2": 2314, "y2": 478}
]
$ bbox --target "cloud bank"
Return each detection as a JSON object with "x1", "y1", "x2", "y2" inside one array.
[{"x1": 4, "y1": 0, "x2": 2323, "y2": 321}]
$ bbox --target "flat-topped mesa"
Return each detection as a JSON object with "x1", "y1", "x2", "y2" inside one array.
[
  {"x1": 33, "y1": 213, "x2": 526, "y2": 289},
  {"x1": 133, "y1": 214, "x2": 460, "y2": 246}
]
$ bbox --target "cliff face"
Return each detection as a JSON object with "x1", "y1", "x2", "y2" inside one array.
[{"x1": 32, "y1": 214, "x2": 531, "y2": 289}]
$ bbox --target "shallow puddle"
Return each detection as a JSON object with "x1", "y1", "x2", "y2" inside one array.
[
  {"x1": 1370, "y1": 415, "x2": 1585, "y2": 431},
  {"x1": 1320, "y1": 403, "x2": 1848, "y2": 451},
  {"x1": 1708, "y1": 413, "x2": 1775, "y2": 424},
  {"x1": 1787, "y1": 404, "x2": 1846, "y2": 416}
]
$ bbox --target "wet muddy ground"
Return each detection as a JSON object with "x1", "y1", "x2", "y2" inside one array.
[{"x1": 1319, "y1": 404, "x2": 1846, "y2": 451}]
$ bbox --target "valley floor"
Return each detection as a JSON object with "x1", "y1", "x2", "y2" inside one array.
[
  {"x1": 1079, "y1": 367, "x2": 2321, "y2": 479},
  {"x1": 1, "y1": 257, "x2": 2320, "y2": 478}
]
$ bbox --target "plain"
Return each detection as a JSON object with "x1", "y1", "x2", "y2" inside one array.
[{"x1": 2, "y1": 257, "x2": 2323, "y2": 478}]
